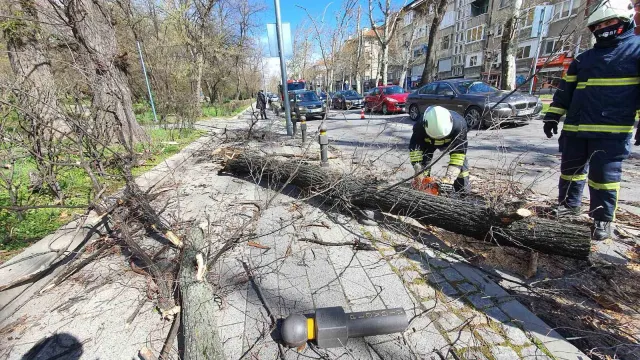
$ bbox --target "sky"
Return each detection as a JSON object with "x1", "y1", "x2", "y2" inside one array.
[{"x1": 256, "y1": 0, "x2": 407, "y2": 78}]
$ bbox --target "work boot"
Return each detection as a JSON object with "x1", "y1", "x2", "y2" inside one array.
[
  {"x1": 591, "y1": 221, "x2": 612, "y2": 241},
  {"x1": 552, "y1": 205, "x2": 581, "y2": 218}
]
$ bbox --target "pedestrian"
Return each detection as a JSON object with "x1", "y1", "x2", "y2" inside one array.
[
  {"x1": 257, "y1": 90, "x2": 267, "y2": 120},
  {"x1": 542, "y1": 0, "x2": 640, "y2": 241},
  {"x1": 409, "y1": 106, "x2": 470, "y2": 195}
]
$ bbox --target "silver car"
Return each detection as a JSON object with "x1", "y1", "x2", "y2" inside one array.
[{"x1": 406, "y1": 79, "x2": 542, "y2": 129}]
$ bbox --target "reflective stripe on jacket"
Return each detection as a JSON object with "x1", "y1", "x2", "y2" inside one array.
[{"x1": 543, "y1": 29, "x2": 640, "y2": 139}]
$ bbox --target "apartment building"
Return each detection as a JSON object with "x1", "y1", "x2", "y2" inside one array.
[{"x1": 403, "y1": 0, "x2": 591, "y2": 90}]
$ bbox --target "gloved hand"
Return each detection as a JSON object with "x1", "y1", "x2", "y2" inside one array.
[
  {"x1": 412, "y1": 163, "x2": 425, "y2": 189},
  {"x1": 543, "y1": 120, "x2": 558, "y2": 138}
]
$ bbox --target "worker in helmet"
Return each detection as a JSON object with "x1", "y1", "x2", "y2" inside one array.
[
  {"x1": 542, "y1": 0, "x2": 640, "y2": 241},
  {"x1": 409, "y1": 106, "x2": 470, "y2": 195}
]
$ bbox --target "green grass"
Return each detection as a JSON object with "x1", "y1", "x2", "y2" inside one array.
[
  {"x1": 0, "y1": 127, "x2": 204, "y2": 256},
  {"x1": 134, "y1": 100, "x2": 252, "y2": 125}
]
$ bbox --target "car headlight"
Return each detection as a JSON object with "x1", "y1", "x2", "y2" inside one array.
[
  {"x1": 298, "y1": 106, "x2": 305, "y2": 111},
  {"x1": 487, "y1": 102, "x2": 509, "y2": 109}
]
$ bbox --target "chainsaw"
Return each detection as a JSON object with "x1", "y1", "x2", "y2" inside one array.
[{"x1": 411, "y1": 176, "x2": 440, "y2": 195}]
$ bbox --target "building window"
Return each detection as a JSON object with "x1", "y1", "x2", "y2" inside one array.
[
  {"x1": 516, "y1": 45, "x2": 532, "y2": 59},
  {"x1": 469, "y1": 55, "x2": 478, "y2": 66},
  {"x1": 471, "y1": 0, "x2": 489, "y2": 16},
  {"x1": 495, "y1": 24, "x2": 503, "y2": 37},
  {"x1": 404, "y1": 12, "x2": 414, "y2": 26},
  {"x1": 520, "y1": 7, "x2": 536, "y2": 28},
  {"x1": 441, "y1": 35, "x2": 451, "y2": 50},
  {"x1": 553, "y1": 0, "x2": 574, "y2": 20},
  {"x1": 466, "y1": 25, "x2": 485, "y2": 43}
]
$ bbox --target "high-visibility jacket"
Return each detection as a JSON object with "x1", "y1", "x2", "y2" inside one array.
[
  {"x1": 543, "y1": 28, "x2": 640, "y2": 140},
  {"x1": 409, "y1": 111, "x2": 468, "y2": 174}
]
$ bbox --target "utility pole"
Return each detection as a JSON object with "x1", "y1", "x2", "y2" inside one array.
[{"x1": 274, "y1": 0, "x2": 293, "y2": 136}]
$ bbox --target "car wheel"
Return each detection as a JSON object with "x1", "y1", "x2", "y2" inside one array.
[
  {"x1": 382, "y1": 104, "x2": 389, "y2": 115},
  {"x1": 409, "y1": 105, "x2": 420, "y2": 121},
  {"x1": 342, "y1": 102, "x2": 347, "y2": 110},
  {"x1": 464, "y1": 106, "x2": 482, "y2": 130}
]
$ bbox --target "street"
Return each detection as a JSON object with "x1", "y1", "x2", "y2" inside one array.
[{"x1": 313, "y1": 108, "x2": 640, "y2": 215}]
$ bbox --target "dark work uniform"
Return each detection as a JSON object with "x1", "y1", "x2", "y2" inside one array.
[
  {"x1": 543, "y1": 28, "x2": 640, "y2": 221},
  {"x1": 257, "y1": 92, "x2": 267, "y2": 119},
  {"x1": 409, "y1": 111, "x2": 470, "y2": 192}
]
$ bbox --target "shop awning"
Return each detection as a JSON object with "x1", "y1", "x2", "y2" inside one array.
[{"x1": 537, "y1": 66, "x2": 564, "y2": 73}]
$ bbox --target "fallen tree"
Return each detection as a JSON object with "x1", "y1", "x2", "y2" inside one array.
[{"x1": 222, "y1": 153, "x2": 591, "y2": 259}]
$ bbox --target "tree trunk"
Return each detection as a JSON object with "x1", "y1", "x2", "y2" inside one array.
[
  {"x1": 65, "y1": 0, "x2": 148, "y2": 147},
  {"x1": 222, "y1": 154, "x2": 592, "y2": 259},
  {"x1": 420, "y1": 0, "x2": 448, "y2": 87},
  {"x1": 500, "y1": 0, "x2": 523, "y2": 90},
  {"x1": 381, "y1": 44, "x2": 389, "y2": 85},
  {"x1": 5, "y1": 0, "x2": 67, "y2": 138},
  {"x1": 180, "y1": 223, "x2": 225, "y2": 360}
]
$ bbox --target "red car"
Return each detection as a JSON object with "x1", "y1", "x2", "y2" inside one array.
[{"x1": 364, "y1": 85, "x2": 409, "y2": 115}]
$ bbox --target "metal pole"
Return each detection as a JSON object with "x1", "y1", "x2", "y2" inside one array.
[
  {"x1": 319, "y1": 123, "x2": 328, "y2": 167},
  {"x1": 136, "y1": 41, "x2": 158, "y2": 123},
  {"x1": 274, "y1": 0, "x2": 293, "y2": 136},
  {"x1": 529, "y1": 7, "x2": 545, "y2": 95}
]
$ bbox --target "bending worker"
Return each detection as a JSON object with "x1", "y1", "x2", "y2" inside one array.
[
  {"x1": 409, "y1": 106, "x2": 470, "y2": 194},
  {"x1": 542, "y1": 0, "x2": 640, "y2": 241}
]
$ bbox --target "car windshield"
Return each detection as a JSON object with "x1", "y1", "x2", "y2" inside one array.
[
  {"x1": 455, "y1": 81, "x2": 499, "y2": 94},
  {"x1": 383, "y1": 86, "x2": 404, "y2": 95},
  {"x1": 296, "y1": 92, "x2": 319, "y2": 102},
  {"x1": 343, "y1": 90, "x2": 360, "y2": 97}
]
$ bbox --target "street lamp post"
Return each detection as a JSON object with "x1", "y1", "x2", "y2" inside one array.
[{"x1": 274, "y1": 0, "x2": 293, "y2": 136}]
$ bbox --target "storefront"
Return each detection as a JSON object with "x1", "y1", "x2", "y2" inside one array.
[{"x1": 532, "y1": 53, "x2": 573, "y2": 92}]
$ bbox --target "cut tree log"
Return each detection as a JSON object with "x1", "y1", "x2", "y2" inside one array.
[
  {"x1": 179, "y1": 222, "x2": 225, "y2": 360},
  {"x1": 222, "y1": 153, "x2": 591, "y2": 259}
]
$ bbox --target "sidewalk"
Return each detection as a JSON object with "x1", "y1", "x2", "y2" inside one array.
[{"x1": 0, "y1": 109, "x2": 588, "y2": 359}]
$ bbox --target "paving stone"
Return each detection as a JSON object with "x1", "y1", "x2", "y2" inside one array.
[
  {"x1": 408, "y1": 282, "x2": 436, "y2": 300},
  {"x1": 520, "y1": 345, "x2": 552, "y2": 359},
  {"x1": 388, "y1": 256, "x2": 413, "y2": 271},
  {"x1": 348, "y1": 294, "x2": 386, "y2": 312},
  {"x1": 365, "y1": 334, "x2": 413, "y2": 360},
  {"x1": 458, "y1": 348, "x2": 490, "y2": 360},
  {"x1": 369, "y1": 274, "x2": 417, "y2": 312},
  {"x1": 466, "y1": 294, "x2": 495, "y2": 310},
  {"x1": 491, "y1": 345, "x2": 521, "y2": 360},
  {"x1": 448, "y1": 330, "x2": 476, "y2": 348},
  {"x1": 441, "y1": 267, "x2": 465, "y2": 282},
  {"x1": 456, "y1": 282, "x2": 478, "y2": 295},
  {"x1": 218, "y1": 284, "x2": 248, "y2": 326},
  {"x1": 422, "y1": 299, "x2": 437, "y2": 310},
  {"x1": 439, "y1": 282, "x2": 459, "y2": 297},
  {"x1": 434, "y1": 311, "x2": 463, "y2": 331},
  {"x1": 484, "y1": 306, "x2": 511, "y2": 323},
  {"x1": 501, "y1": 322, "x2": 531, "y2": 346},
  {"x1": 327, "y1": 246, "x2": 358, "y2": 270},
  {"x1": 311, "y1": 283, "x2": 349, "y2": 309},
  {"x1": 476, "y1": 327, "x2": 505, "y2": 345},
  {"x1": 401, "y1": 270, "x2": 422, "y2": 284},
  {"x1": 339, "y1": 266, "x2": 378, "y2": 301},
  {"x1": 379, "y1": 247, "x2": 396, "y2": 257},
  {"x1": 218, "y1": 322, "x2": 244, "y2": 360},
  {"x1": 406, "y1": 313, "x2": 450, "y2": 358},
  {"x1": 426, "y1": 256, "x2": 452, "y2": 269},
  {"x1": 427, "y1": 272, "x2": 446, "y2": 284},
  {"x1": 499, "y1": 300, "x2": 585, "y2": 358},
  {"x1": 242, "y1": 339, "x2": 281, "y2": 360},
  {"x1": 356, "y1": 250, "x2": 394, "y2": 278}
]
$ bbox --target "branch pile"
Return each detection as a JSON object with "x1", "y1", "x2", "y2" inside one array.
[{"x1": 222, "y1": 153, "x2": 591, "y2": 259}]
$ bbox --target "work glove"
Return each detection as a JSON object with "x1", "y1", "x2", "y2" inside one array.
[
  {"x1": 543, "y1": 120, "x2": 558, "y2": 139},
  {"x1": 437, "y1": 181, "x2": 454, "y2": 195}
]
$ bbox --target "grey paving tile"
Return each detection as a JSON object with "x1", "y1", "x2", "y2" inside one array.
[
  {"x1": 327, "y1": 246, "x2": 358, "y2": 270},
  {"x1": 502, "y1": 322, "x2": 531, "y2": 346},
  {"x1": 438, "y1": 282, "x2": 459, "y2": 297},
  {"x1": 476, "y1": 327, "x2": 505, "y2": 345},
  {"x1": 447, "y1": 330, "x2": 476, "y2": 348},
  {"x1": 458, "y1": 348, "x2": 490, "y2": 360},
  {"x1": 349, "y1": 295, "x2": 386, "y2": 312},
  {"x1": 406, "y1": 313, "x2": 450, "y2": 358},
  {"x1": 441, "y1": 267, "x2": 465, "y2": 282},
  {"x1": 311, "y1": 283, "x2": 349, "y2": 309},
  {"x1": 484, "y1": 306, "x2": 511, "y2": 323},
  {"x1": 466, "y1": 294, "x2": 495, "y2": 310},
  {"x1": 356, "y1": 250, "x2": 395, "y2": 278},
  {"x1": 218, "y1": 284, "x2": 248, "y2": 326},
  {"x1": 388, "y1": 256, "x2": 413, "y2": 271},
  {"x1": 427, "y1": 272, "x2": 447, "y2": 284},
  {"x1": 366, "y1": 334, "x2": 413, "y2": 360},
  {"x1": 491, "y1": 345, "x2": 521, "y2": 360},
  {"x1": 434, "y1": 311, "x2": 463, "y2": 332},
  {"x1": 401, "y1": 270, "x2": 422, "y2": 284},
  {"x1": 520, "y1": 345, "x2": 552, "y2": 359},
  {"x1": 218, "y1": 322, "x2": 244, "y2": 360},
  {"x1": 339, "y1": 267, "x2": 378, "y2": 301},
  {"x1": 456, "y1": 282, "x2": 478, "y2": 295},
  {"x1": 408, "y1": 282, "x2": 436, "y2": 300}
]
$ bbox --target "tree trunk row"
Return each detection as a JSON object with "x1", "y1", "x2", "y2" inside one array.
[{"x1": 222, "y1": 154, "x2": 592, "y2": 259}]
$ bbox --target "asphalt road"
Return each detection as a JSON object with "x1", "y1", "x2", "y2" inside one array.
[{"x1": 315, "y1": 107, "x2": 640, "y2": 215}]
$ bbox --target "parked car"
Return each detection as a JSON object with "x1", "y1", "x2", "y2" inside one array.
[
  {"x1": 289, "y1": 90, "x2": 326, "y2": 119},
  {"x1": 364, "y1": 85, "x2": 409, "y2": 115},
  {"x1": 332, "y1": 90, "x2": 364, "y2": 110},
  {"x1": 406, "y1": 79, "x2": 542, "y2": 128},
  {"x1": 266, "y1": 92, "x2": 279, "y2": 102}
]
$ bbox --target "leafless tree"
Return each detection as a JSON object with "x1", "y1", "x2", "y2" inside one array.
[{"x1": 368, "y1": 0, "x2": 404, "y2": 86}]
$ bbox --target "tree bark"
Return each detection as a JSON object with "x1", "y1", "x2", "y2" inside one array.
[
  {"x1": 65, "y1": 0, "x2": 148, "y2": 147},
  {"x1": 500, "y1": 0, "x2": 523, "y2": 90},
  {"x1": 420, "y1": 0, "x2": 448, "y2": 87},
  {"x1": 222, "y1": 154, "x2": 592, "y2": 259},
  {"x1": 179, "y1": 222, "x2": 225, "y2": 360}
]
